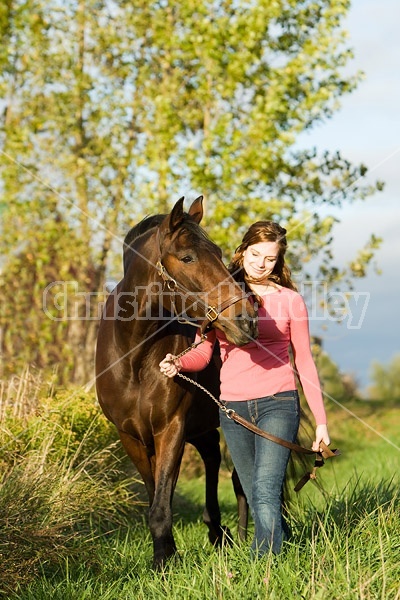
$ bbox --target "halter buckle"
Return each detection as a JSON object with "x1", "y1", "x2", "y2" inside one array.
[
  {"x1": 156, "y1": 260, "x2": 165, "y2": 277},
  {"x1": 205, "y1": 306, "x2": 219, "y2": 322}
]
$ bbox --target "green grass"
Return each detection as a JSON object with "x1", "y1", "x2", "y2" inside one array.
[
  {"x1": 5, "y1": 480, "x2": 399, "y2": 600},
  {"x1": 1, "y1": 376, "x2": 399, "y2": 599}
]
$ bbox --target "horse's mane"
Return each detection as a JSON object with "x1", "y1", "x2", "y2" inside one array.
[
  {"x1": 123, "y1": 214, "x2": 166, "y2": 274},
  {"x1": 124, "y1": 214, "x2": 166, "y2": 248},
  {"x1": 122, "y1": 211, "x2": 221, "y2": 275}
]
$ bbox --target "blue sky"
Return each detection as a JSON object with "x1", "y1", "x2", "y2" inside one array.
[{"x1": 302, "y1": 0, "x2": 400, "y2": 392}]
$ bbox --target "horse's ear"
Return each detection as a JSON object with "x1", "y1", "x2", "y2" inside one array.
[
  {"x1": 187, "y1": 195, "x2": 203, "y2": 224},
  {"x1": 161, "y1": 195, "x2": 203, "y2": 236},
  {"x1": 167, "y1": 196, "x2": 185, "y2": 232}
]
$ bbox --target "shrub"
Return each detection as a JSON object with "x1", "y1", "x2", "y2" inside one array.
[{"x1": 0, "y1": 370, "x2": 144, "y2": 595}]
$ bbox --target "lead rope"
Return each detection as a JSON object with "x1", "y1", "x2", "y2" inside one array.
[
  {"x1": 173, "y1": 341, "x2": 340, "y2": 491},
  {"x1": 174, "y1": 332, "x2": 208, "y2": 359}
]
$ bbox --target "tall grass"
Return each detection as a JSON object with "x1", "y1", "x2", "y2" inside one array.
[
  {"x1": 1, "y1": 368, "x2": 399, "y2": 599},
  {"x1": 8, "y1": 478, "x2": 399, "y2": 600},
  {"x1": 0, "y1": 368, "x2": 144, "y2": 595}
]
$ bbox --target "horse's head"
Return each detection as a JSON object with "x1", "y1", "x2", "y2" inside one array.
[{"x1": 157, "y1": 196, "x2": 258, "y2": 346}]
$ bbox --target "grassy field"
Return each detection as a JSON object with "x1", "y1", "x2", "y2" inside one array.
[{"x1": 0, "y1": 370, "x2": 399, "y2": 599}]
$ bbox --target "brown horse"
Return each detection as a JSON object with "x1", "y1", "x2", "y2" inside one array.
[{"x1": 95, "y1": 196, "x2": 257, "y2": 568}]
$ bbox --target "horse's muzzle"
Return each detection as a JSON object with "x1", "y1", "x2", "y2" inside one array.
[
  {"x1": 236, "y1": 311, "x2": 258, "y2": 345},
  {"x1": 216, "y1": 301, "x2": 258, "y2": 346}
]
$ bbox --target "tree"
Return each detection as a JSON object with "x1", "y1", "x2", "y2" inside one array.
[
  {"x1": 311, "y1": 338, "x2": 358, "y2": 402},
  {"x1": 367, "y1": 355, "x2": 400, "y2": 402},
  {"x1": 0, "y1": 0, "x2": 383, "y2": 382}
]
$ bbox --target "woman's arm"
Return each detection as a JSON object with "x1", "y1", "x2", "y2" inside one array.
[
  {"x1": 159, "y1": 329, "x2": 216, "y2": 377},
  {"x1": 290, "y1": 294, "x2": 330, "y2": 449}
]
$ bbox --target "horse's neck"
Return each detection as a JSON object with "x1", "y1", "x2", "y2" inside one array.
[
  {"x1": 113, "y1": 242, "x2": 165, "y2": 350},
  {"x1": 113, "y1": 294, "x2": 159, "y2": 358}
]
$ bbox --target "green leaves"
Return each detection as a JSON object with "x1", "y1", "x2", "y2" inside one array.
[{"x1": 0, "y1": 0, "x2": 383, "y2": 381}]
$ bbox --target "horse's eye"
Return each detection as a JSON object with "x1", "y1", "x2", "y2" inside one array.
[{"x1": 180, "y1": 255, "x2": 194, "y2": 264}]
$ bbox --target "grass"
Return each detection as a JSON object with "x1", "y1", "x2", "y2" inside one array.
[
  {"x1": 6, "y1": 480, "x2": 399, "y2": 600},
  {"x1": 0, "y1": 369, "x2": 399, "y2": 599}
]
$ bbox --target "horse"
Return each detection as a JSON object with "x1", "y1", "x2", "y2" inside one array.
[{"x1": 95, "y1": 196, "x2": 257, "y2": 568}]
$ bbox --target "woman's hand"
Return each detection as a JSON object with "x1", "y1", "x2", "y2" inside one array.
[
  {"x1": 312, "y1": 424, "x2": 330, "y2": 452},
  {"x1": 159, "y1": 353, "x2": 182, "y2": 378}
]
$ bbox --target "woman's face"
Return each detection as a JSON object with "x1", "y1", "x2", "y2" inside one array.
[{"x1": 242, "y1": 241, "x2": 280, "y2": 280}]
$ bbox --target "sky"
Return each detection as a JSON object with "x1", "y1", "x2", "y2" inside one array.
[{"x1": 301, "y1": 0, "x2": 400, "y2": 392}]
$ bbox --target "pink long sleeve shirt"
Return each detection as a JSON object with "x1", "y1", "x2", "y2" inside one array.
[{"x1": 179, "y1": 287, "x2": 327, "y2": 425}]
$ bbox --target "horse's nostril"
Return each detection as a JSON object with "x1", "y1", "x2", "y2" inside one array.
[{"x1": 236, "y1": 313, "x2": 258, "y2": 337}]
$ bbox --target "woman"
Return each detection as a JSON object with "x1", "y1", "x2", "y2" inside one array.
[{"x1": 159, "y1": 221, "x2": 330, "y2": 556}]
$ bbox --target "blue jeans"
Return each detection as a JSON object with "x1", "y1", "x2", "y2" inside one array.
[{"x1": 219, "y1": 391, "x2": 300, "y2": 556}]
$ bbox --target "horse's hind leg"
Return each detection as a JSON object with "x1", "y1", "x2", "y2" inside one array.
[
  {"x1": 232, "y1": 467, "x2": 248, "y2": 541},
  {"x1": 190, "y1": 429, "x2": 232, "y2": 546}
]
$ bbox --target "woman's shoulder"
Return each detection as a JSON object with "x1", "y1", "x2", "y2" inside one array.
[
  {"x1": 280, "y1": 288, "x2": 309, "y2": 320},
  {"x1": 279, "y1": 286, "x2": 297, "y2": 294},
  {"x1": 275, "y1": 286, "x2": 303, "y2": 300},
  {"x1": 273, "y1": 287, "x2": 307, "y2": 312}
]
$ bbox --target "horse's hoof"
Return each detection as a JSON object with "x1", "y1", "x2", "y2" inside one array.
[{"x1": 208, "y1": 525, "x2": 234, "y2": 547}]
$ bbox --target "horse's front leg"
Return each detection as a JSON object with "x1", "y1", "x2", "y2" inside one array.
[
  {"x1": 190, "y1": 429, "x2": 232, "y2": 546},
  {"x1": 150, "y1": 420, "x2": 186, "y2": 569}
]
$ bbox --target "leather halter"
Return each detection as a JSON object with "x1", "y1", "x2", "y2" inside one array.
[{"x1": 155, "y1": 229, "x2": 248, "y2": 334}]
